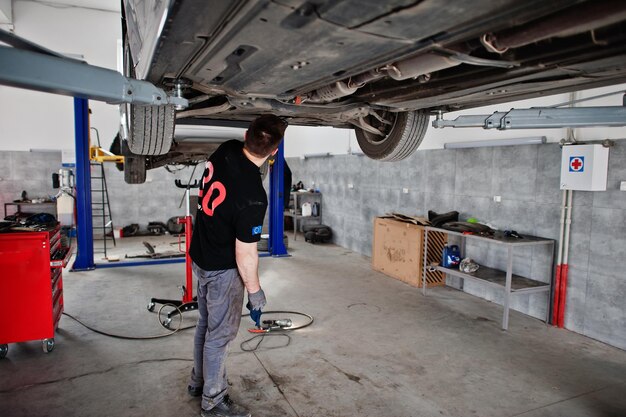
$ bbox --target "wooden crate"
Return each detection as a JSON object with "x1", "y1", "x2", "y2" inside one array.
[{"x1": 372, "y1": 217, "x2": 446, "y2": 288}]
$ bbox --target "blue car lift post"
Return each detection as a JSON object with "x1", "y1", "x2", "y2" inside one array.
[
  {"x1": 266, "y1": 141, "x2": 289, "y2": 257},
  {"x1": 72, "y1": 98, "x2": 95, "y2": 270}
]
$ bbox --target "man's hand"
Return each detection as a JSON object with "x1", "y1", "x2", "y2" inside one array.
[
  {"x1": 247, "y1": 289, "x2": 266, "y2": 328},
  {"x1": 247, "y1": 303, "x2": 262, "y2": 328}
]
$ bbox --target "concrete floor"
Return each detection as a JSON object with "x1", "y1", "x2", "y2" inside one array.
[{"x1": 1, "y1": 236, "x2": 625, "y2": 417}]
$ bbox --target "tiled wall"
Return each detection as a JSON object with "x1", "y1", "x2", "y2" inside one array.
[
  {"x1": 2, "y1": 146, "x2": 623, "y2": 350},
  {"x1": 0, "y1": 151, "x2": 62, "y2": 218},
  {"x1": 103, "y1": 164, "x2": 200, "y2": 229},
  {"x1": 286, "y1": 142, "x2": 626, "y2": 350}
]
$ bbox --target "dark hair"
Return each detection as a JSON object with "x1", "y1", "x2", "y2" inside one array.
[{"x1": 245, "y1": 115, "x2": 287, "y2": 157}]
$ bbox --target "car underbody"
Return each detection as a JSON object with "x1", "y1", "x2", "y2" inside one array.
[{"x1": 121, "y1": 0, "x2": 626, "y2": 182}]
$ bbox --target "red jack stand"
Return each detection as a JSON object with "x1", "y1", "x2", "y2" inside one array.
[{"x1": 147, "y1": 180, "x2": 199, "y2": 328}]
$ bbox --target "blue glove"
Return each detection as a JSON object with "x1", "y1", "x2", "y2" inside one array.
[
  {"x1": 247, "y1": 302, "x2": 262, "y2": 328},
  {"x1": 247, "y1": 288, "x2": 266, "y2": 328}
]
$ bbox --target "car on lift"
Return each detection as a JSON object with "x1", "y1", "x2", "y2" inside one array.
[{"x1": 120, "y1": 0, "x2": 626, "y2": 183}]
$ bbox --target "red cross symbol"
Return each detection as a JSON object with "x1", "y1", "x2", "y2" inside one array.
[{"x1": 570, "y1": 157, "x2": 583, "y2": 172}]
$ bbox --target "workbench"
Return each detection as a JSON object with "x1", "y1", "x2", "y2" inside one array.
[{"x1": 4, "y1": 201, "x2": 57, "y2": 219}]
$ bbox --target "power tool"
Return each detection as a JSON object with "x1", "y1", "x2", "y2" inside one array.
[{"x1": 248, "y1": 318, "x2": 293, "y2": 333}]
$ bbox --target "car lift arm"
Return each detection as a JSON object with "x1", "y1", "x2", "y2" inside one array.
[
  {"x1": 0, "y1": 30, "x2": 187, "y2": 108},
  {"x1": 432, "y1": 99, "x2": 626, "y2": 130}
]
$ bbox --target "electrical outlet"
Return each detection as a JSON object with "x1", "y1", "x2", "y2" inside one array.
[
  {"x1": 620, "y1": 181, "x2": 626, "y2": 191},
  {"x1": 402, "y1": 188, "x2": 409, "y2": 194},
  {"x1": 348, "y1": 183, "x2": 354, "y2": 189},
  {"x1": 493, "y1": 195, "x2": 502, "y2": 203}
]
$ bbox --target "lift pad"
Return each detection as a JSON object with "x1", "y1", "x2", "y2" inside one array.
[{"x1": 89, "y1": 147, "x2": 124, "y2": 164}]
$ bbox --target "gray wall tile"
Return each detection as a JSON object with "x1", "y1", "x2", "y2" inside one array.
[
  {"x1": 455, "y1": 147, "x2": 493, "y2": 197},
  {"x1": 588, "y1": 207, "x2": 626, "y2": 277},
  {"x1": 488, "y1": 200, "x2": 536, "y2": 234},
  {"x1": 492, "y1": 145, "x2": 537, "y2": 201},
  {"x1": 0, "y1": 152, "x2": 14, "y2": 181},
  {"x1": 424, "y1": 192, "x2": 456, "y2": 214},
  {"x1": 397, "y1": 151, "x2": 427, "y2": 192},
  {"x1": 583, "y1": 272, "x2": 626, "y2": 350},
  {"x1": 398, "y1": 190, "x2": 425, "y2": 217},
  {"x1": 453, "y1": 195, "x2": 491, "y2": 222},
  {"x1": 562, "y1": 265, "x2": 588, "y2": 334},
  {"x1": 424, "y1": 149, "x2": 456, "y2": 194},
  {"x1": 567, "y1": 204, "x2": 592, "y2": 270},
  {"x1": 535, "y1": 144, "x2": 562, "y2": 204}
]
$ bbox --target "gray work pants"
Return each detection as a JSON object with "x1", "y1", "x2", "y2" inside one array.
[{"x1": 189, "y1": 263, "x2": 244, "y2": 411}]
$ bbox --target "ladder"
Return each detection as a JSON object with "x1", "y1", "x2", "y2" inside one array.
[
  {"x1": 90, "y1": 161, "x2": 116, "y2": 258},
  {"x1": 90, "y1": 128, "x2": 117, "y2": 258}
]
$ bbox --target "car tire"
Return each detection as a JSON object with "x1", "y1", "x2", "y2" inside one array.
[
  {"x1": 127, "y1": 104, "x2": 175, "y2": 155},
  {"x1": 124, "y1": 154, "x2": 147, "y2": 184},
  {"x1": 355, "y1": 110, "x2": 428, "y2": 161}
]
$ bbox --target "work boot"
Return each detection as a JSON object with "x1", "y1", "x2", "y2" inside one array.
[
  {"x1": 201, "y1": 395, "x2": 251, "y2": 417},
  {"x1": 188, "y1": 385, "x2": 202, "y2": 397}
]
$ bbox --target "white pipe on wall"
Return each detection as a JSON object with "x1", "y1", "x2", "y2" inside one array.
[
  {"x1": 556, "y1": 190, "x2": 567, "y2": 266},
  {"x1": 563, "y1": 190, "x2": 573, "y2": 264}
]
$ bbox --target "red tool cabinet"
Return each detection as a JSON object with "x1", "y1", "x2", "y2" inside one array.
[{"x1": 0, "y1": 224, "x2": 71, "y2": 359}]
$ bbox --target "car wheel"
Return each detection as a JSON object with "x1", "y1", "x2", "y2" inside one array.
[
  {"x1": 124, "y1": 154, "x2": 147, "y2": 184},
  {"x1": 355, "y1": 110, "x2": 428, "y2": 161},
  {"x1": 121, "y1": 35, "x2": 175, "y2": 156},
  {"x1": 127, "y1": 103, "x2": 175, "y2": 155},
  {"x1": 120, "y1": 136, "x2": 147, "y2": 184}
]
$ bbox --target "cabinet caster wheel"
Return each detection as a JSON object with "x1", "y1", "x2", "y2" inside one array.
[
  {"x1": 162, "y1": 318, "x2": 172, "y2": 329},
  {"x1": 43, "y1": 338, "x2": 55, "y2": 353},
  {"x1": 147, "y1": 302, "x2": 155, "y2": 312},
  {"x1": 0, "y1": 344, "x2": 8, "y2": 359}
]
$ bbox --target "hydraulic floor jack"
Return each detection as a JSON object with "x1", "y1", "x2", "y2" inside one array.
[{"x1": 147, "y1": 180, "x2": 199, "y2": 328}]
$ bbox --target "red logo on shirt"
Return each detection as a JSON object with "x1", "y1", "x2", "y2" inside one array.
[{"x1": 199, "y1": 161, "x2": 226, "y2": 216}]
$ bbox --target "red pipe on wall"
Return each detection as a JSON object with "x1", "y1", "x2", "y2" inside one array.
[
  {"x1": 557, "y1": 265, "x2": 569, "y2": 328},
  {"x1": 552, "y1": 264, "x2": 562, "y2": 325}
]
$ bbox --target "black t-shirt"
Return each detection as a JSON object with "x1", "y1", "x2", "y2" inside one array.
[{"x1": 189, "y1": 140, "x2": 267, "y2": 271}]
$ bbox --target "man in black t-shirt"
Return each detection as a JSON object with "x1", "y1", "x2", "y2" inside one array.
[{"x1": 187, "y1": 115, "x2": 287, "y2": 417}]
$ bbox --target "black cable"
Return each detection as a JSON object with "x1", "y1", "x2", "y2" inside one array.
[
  {"x1": 240, "y1": 333, "x2": 291, "y2": 352},
  {"x1": 62, "y1": 310, "x2": 314, "y2": 346},
  {"x1": 239, "y1": 311, "x2": 314, "y2": 352},
  {"x1": 62, "y1": 311, "x2": 194, "y2": 340}
]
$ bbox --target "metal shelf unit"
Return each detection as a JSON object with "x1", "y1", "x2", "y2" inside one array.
[
  {"x1": 422, "y1": 226, "x2": 555, "y2": 330},
  {"x1": 4, "y1": 201, "x2": 57, "y2": 219},
  {"x1": 284, "y1": 192, "x2": 322, "y2": 240}
]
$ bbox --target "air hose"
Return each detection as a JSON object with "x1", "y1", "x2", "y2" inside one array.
[{"x1": 62, "y1": 308, "x2": 313, "y2": 352}]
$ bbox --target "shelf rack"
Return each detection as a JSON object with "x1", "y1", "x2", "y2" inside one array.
[
  {"x1": 422, "y1": 226, "x2": 556, "y2": 330},
  {"x1": 284, "y1": 192, "x2": 322, "y2": 241}
]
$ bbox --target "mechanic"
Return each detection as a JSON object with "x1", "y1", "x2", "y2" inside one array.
[{"x1": 187, "y1": 115, "x2": 288, "y2": 417}]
